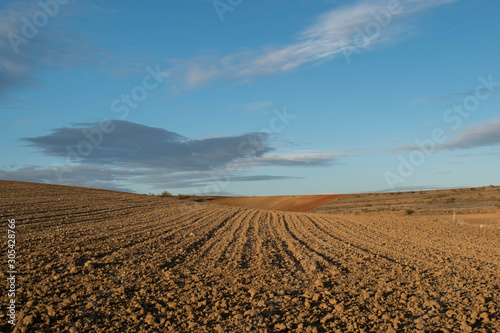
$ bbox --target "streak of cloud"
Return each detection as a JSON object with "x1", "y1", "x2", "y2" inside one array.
[{"x1": 166, "y1": 0, "x2": 458, "y2": 91}]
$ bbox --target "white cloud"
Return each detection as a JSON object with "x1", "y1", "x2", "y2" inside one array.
[
  {"x1": 167, "y1": 0, "x2": 457, "y2": 91},
  {"x1": 241, "y1": 151, "x2": 343, "y2": 167}
]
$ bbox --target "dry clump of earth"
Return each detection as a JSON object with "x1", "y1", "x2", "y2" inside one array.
[{"x1": 0, "y1": 180, "x2": 499, "y2": 332}]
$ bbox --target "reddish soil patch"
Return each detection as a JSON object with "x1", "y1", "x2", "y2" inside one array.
[{"x1": 207, "y1": 194, "x2": 343, "y2": 212}]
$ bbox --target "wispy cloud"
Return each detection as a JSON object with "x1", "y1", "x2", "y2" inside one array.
[
  {"x1": 249, "y1": 152, "x2": 341, "y2": 167},
  {"x1": 441, "y1": 119, "x2": 500, "y2": 150},
  {"x1": 0, "y1": 2, "x2": 40, "y2": 97},
  {"x1": 0, "y1": 165, "x2": 136, "y2": 192},
  {"x1": 411, "y1": 86, "x2": 500, "y2": 105},
  {"x1": 0, "y1": 1, "x2": 144, "y2": 101},
  {"x1": 166, "y1": 0, "x2": 457, "y2": 91},
  {"x1": 455, "y1": 149, "x2": 500, "y2": 158},
  {"x1": 393, "y1": 118, "x2": 500, "y2": 152},
  {"x1": 0, "y1": 1, "x2": 100, "y2": 100},
  {"x1": 138, "y1": 174, "x2": 303, "y2": 190}
]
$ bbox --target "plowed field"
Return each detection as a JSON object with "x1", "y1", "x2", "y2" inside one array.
[
  {"x1": 1, "y1": 181, "x2": 499, "y2": 332},
  {"x1": 207, "y1": 195, "x2": 343, "y2": 212}
]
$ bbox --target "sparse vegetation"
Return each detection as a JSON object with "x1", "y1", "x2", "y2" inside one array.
[
  {"x1": 153, "y1": 191, "x2": 206, "y2": 202},
  {"x1": 311, "y1": 186, "x2": 500, "y2": 226},
  {"x1": 446, "y1": 197, "x2": 456, "y2": 204},
  {"x1": 190, "y1": 196, "x2": 206, "y2": 202},
  {"x1": 176, "y1": 194, "x2": 206, "y2": 202}
]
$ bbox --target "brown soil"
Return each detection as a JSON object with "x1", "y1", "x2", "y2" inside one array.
[
  {"x1": 1, "y1": 180, "x2": 499, "y2": 332},
  {"x1": 207, "y1": 194, "x2": 343, "y2": 212}
]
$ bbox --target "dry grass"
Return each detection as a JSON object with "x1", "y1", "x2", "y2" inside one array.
[{"x1": 313, "y1": 186, "x2": 500, "y2": 220}]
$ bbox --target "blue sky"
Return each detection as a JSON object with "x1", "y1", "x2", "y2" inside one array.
[{"x1": 1, "y1": 0, "x2": 499, "y2": 195}]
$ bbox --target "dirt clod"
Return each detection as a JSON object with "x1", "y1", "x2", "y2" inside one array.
[{"x1": 1, "y1": 181, "x2": 499, "y2": 332}]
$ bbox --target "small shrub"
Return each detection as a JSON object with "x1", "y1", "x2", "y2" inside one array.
[
  {"x1": 190, "y1": 196, "x2": 206, "y2": 202},
  {"x1": 159, "y1": 191, "x2": 173, "y2": 197},
  {"x1": 406, "y1": 209, "x2": 415, "y2": 215},
  {"x1": 177, "y1": 194, "x2": 192, "y2": 199},
  {"x1": 446, "y1": 197, "x2": 456, "y2": 203}
]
